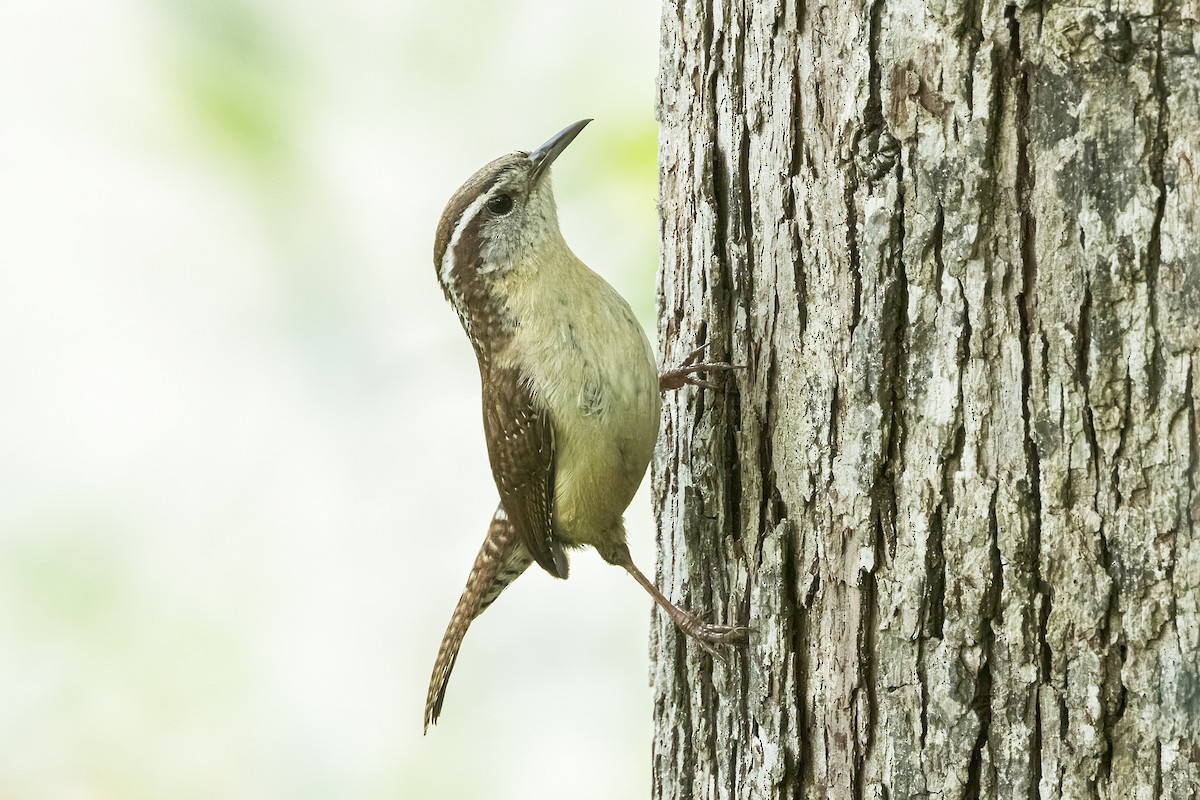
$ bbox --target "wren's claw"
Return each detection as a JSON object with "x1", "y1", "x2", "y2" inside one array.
[
  {"x1": 681, "y1": 619, "x2": 751, "y2": 644},
  {"x1": 673, "y1": 613, "x2": 751, "y2": 659},
  {"x1": 659, "y1": 343, "x2": 745, "y2": 391}
]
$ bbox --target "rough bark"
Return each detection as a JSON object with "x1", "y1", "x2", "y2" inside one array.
[{"x1": 651, "y1": 1, "x2": 1199, "y2": 798}]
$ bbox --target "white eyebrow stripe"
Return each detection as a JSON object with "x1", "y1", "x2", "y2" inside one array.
[{"x1": 439, "y1": 191, "x2": 492, "y2": 289}]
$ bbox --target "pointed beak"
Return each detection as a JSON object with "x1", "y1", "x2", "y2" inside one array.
[{"x1": 527, "y1": 119, "x2": 591, "y2": 186}]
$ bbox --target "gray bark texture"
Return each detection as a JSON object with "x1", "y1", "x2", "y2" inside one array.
[{"x1": 651, "y1": 1, "x2": 1199, "y2": 798}]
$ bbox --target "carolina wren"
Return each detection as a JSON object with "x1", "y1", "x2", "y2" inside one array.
[{"x1": 425, "y1": 120, "x2": 746, "y2": 730}]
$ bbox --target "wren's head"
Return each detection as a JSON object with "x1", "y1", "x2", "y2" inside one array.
[{"x1": 433, "y1": 120, "x2": 590, "y2": 347}]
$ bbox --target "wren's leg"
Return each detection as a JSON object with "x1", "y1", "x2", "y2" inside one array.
[
  {"x1": 616, "y1": 552, "x2": 749, "y2": 654},
  {"x1": 659, "y1": 343, "x2": 743, "y2": 391}
]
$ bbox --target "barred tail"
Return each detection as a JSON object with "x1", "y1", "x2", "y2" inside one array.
[{"x1": 424, "y1": 505, "x2": 532, "y2": 731}]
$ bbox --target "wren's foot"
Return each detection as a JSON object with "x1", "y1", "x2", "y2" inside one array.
[
  {"x1": 671, "y1": 611, "x2": 750, "y2": 658},
  {"x1": 659, "y1": 343, "x2": 744, "y2": 391}
]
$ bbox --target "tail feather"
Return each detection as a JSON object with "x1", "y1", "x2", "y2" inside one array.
[{"x1": 424, "y1": 505, "x2": 532, "y2": 731}]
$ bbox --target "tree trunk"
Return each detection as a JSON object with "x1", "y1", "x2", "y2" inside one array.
[{"x1": 651, "y1": 1, "x2": 1199, "y2": 798}]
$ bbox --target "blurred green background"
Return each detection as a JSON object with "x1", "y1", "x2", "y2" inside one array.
[{"x1": 0, "y1": 1, "x2": 661, "y2": 797}]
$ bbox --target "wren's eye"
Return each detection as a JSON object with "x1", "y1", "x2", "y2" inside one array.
[{"x1": 486, "y1": 193, "x2": 514, "y2": 216}]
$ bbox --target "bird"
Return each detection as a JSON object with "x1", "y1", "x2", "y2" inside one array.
[{"x1": 425, "y1": 119, "x2": 746, "y2": 730}]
